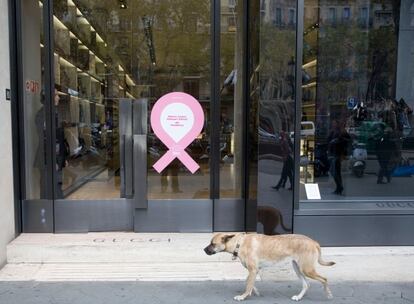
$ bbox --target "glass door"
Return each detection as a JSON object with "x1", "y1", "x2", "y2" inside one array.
[{"x1": 52, "y1": 0, "x2": 215, "y2": 232}]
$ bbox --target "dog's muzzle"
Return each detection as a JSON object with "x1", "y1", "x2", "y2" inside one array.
[{"x1": 204, "y1": 245, "x2": 216, "y2": 255}]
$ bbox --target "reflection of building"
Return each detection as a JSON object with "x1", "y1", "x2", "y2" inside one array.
[
  {"x1": 260, "y1": 0, "x2": 296, "y2": 103},
  {"x1": 260, "y1": 0, "x2": 297, "y2": 28},
  {"x1": 302, "y1": 0, "x2": 412, "y2": 133},
  {"x1": 305, "y1": 0, "x2": 396, "y2": 28}
]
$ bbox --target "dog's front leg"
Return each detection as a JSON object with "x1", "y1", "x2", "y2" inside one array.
[{"x1": 234, "y1": 269, "x2": 257, "y2": 301}]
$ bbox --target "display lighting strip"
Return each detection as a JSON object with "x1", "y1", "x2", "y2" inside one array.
[
  {"x1": 126, "y1": 74, "x2": 136, "y2": 87},
  {"x1": 302, "y1": 59, "x2": 317, "y2": 69},
  {"x1": 126, "y1": 91, "x2": 135, "y2": 99},
  {"x1": 59, "y1": 56, "x2": 76, "y2": 68},
  {"x1": 302, "y1": 81, "x2": 317, "y2": 88},
  {"x1": 79, "y1": 71, "x2": 100, "y2": 84}
]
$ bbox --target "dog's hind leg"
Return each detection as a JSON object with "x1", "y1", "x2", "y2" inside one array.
[
  {"x1": 291, "y1": 260, "x2": 309, "y2": 301},
  {"x1": 302, "y1": 268, "x2": 333, "y2": 300},
  {"x1": 252, "y1": 286, "x2": 260, "y2": 297}
]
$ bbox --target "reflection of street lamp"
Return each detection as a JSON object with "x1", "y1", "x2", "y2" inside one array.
[
  {"x1": 142, "y1": 16, "x2": 156, "y2": 66},
  {"x1": 119, "y1": 0, "x2": 127, "y2": 9},
  {"x1": 287, "y1": 56, "x2": 295, "y2": 97}
]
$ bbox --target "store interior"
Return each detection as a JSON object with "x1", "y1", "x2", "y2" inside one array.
[{"x1": 28, "y1": 0, "x2": 246, "y2": 200}]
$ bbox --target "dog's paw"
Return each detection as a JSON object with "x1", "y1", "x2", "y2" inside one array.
[
  {"x1": 234, "y1": 295, "x2": 246, "y2": 301},
  {"x1": 291, "y1": 295, "x2": 302, "y2": 301},
  {"x1": 326, "y1": 293, "x2": 333, "y2": 300}
]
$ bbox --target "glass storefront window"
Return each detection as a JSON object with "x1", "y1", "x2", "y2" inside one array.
[
  {"x1": 257, "y1": 0, "x2": 296, "y2": 234},
  {"x1": 53, "y1": 0, "x2": 122, "y2": 199},
  {"x1": 300, "y1": 0, "x2": 414, "y2": 201},
  {"x1": 50, "y1": 0, "x2": 211, "y2": 200},
  {"x1": 146, "y1": 1, "x2": 211, "y2": 199},
  {"x1": 21, "y1": 0, "x2": 46, "y2": 199},
  {"x1": 219, "y1": 0, "x2": 244, "y2": 198}
]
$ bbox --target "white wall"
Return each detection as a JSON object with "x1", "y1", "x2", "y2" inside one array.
[{"x1": 0, "y1": 0, "x2": 16, "y2": 268}]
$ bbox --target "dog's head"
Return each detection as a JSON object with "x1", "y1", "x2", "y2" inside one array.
[{"x1": 204, "y1": 233, "x2": 235, "y2": 255}]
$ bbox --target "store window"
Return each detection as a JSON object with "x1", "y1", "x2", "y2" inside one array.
[
  {"x1": 219, "y1": 0, "x2": 245, "y2": 199},
  {"x1": 300, "y1": 0, "x2": 414, "y2": 202},
  {"x1": 257, "y1": 0, "x2": 296, "y2": 234},
  {"x1": 51, "y1": 0, "x2": 211, "y2": 200},
  {"x1": 52, "y1": 0, "x2": 121, "y2": 199},
  {"x1": 21, "y1": 0, "x2": 46, "y2": 200}
]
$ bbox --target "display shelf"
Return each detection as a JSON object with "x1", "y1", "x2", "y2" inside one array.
[
  {"x1": 54, "y1": 1, "x2": 133, "y2": 82},
  {"x1": 53, "y1": 20, "x2": 105, "y2": 83}
]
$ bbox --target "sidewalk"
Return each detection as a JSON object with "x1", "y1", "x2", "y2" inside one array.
[
  {"x1": 0, "y1": 233, "x2": 413, "y2": 303},
  {"x1": 0, "y1": 281, "x2": 413, "y2": 304}
]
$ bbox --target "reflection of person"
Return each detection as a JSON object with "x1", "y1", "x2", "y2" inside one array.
[
  {"x1": 54, "y1": 87, "x2": 69, "y2": 199},
  {"x1": 34, "y1": 95, "x2": 47, "y2": 198},
  {"x1": 220, "y1": 113, "x2": 232, "y2": 134},
  {"x1": 161, "y1": 159, "x2": 182, "y2": 193},
  {"x1": 327, "y1": 120, "x2": 351, "y2": 195},
  {"x1": 272, "y1": 132, "x2": 293, "y2": 190},
  {"x1": 376, "y1": 126, "x2": 396, "y2": 184},
  {"x1": 34, "y1": 87, "x2": 69, "y2": 199}
]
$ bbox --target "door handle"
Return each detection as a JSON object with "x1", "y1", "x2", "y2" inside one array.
[
  {"x1": 133, "y1": 134, "x2": 147, "y2": 208},
  {"x1": 120, "y1": 134, "x2": 133, "y2": 198}
]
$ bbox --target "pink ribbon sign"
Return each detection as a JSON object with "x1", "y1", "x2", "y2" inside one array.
[{"x1": 151, "y1": 92, "x2": 204, "y2": 174}]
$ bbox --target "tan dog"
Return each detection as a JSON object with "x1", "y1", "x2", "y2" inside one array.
[{"x1": 204, "y1": 233, "x2": 335, "y2": 301}]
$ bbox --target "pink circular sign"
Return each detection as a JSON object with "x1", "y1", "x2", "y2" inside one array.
[{"x1": 150, "y1": 92, "x2": 204, "y2": 174}]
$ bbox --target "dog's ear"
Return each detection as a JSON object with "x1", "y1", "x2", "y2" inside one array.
[{"x1": 222, "y1": 234, "x2": 235, "y2": 243}]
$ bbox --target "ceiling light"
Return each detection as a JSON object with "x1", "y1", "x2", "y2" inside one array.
[{"x1": 119, "y1": 0, "x2": 127, "y2": 9}]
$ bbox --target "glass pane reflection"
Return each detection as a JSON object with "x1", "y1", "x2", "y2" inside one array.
[{"x1": 300, "y1": 0, "x2": 414, "y2": 201}]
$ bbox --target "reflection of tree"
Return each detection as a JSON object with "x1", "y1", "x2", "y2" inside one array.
[
  {"x1": 316, "y1": 5, "x2": 399, "y2": 108},
  {"x1": 82, "y1": 0, "x2": 211, "y2": 97},
  {"x1": 366, "y1": 27, "x2": 397, "y2": 101},
  {"x1": 260, "y1": 24, "x2": 296, "y2": 101},
  {"x1": 316, "y1": 25, "x2": 367, "y2": 105},
  {"x1": 148, "y1": 0, "x2": 211, "y2": 96}
]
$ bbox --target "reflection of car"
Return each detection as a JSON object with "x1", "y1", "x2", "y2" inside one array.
[
  {"x1": 300, "y1": 121, "x2": 315, "y2": 137},
  {"x1": 258, "y1": 99, "x2": 295, "y2": 158},
  {"x1": 289, "y1": 121, "x2": 315, "y2": 139},
  {"x1": 259, "y1": 126, "x2": 278, "y2": 144},
  {"x1": 403, "y1": 128, "x2": 414, "y2": 150}
]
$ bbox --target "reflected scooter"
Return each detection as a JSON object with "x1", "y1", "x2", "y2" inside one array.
[
  {"x1": 351, "y1": 143, "x2": 367, "y2": 178},
  {"x1": 313, "y1": 143, "x2": 330, "y2": 177}
]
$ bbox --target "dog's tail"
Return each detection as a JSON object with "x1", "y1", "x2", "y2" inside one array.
[
  {"x1": 278, "y1": 213, "x2": 292, "y2": 232},
  {"x1": 317, "y1": 247, "x2": 336, "y2": 266}
]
